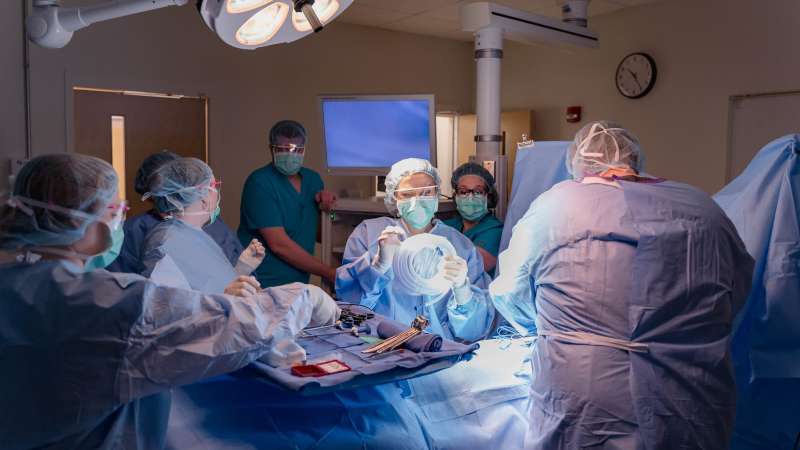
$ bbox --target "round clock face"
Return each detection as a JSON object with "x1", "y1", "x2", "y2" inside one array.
[{"x1": 615, "y1": 52, "x2": 657, "y2": 99}]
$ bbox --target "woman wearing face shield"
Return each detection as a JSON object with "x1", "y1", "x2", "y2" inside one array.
[
  {"x1": 443, "y1": 163, "x2": 504, "y2": 273},
  {"x1": 106, "y1": 150, "x2": 244, "y2": 274},
  {"x1": 490, "y1": 121, "x2": 754, "y2": 449},
  {"x1": 0, "y1": 154, "x2": 339, "y2": 450},
  {"x1": 335, "y1": 158, "x2": 495, "y2": 342},
  {"x1": 138, "y1": 157, "x2": 267, "y2": 297}
]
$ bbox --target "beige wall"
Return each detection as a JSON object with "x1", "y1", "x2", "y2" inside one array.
[
  {"x1": 0, "y1": 1, "x2": 27, "y2": 191},
  {"x1": 18, "y1": 4, "x2": 473, "y2": 227},
  {"x1": 5, "y1": 0, "x2": 799, "y2": 204},
  {"x1": 501, "y1": 0, "x2": 800, "y2": 193}
]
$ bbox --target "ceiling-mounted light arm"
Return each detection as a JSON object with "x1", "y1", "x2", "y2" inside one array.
[
  {"x1": 26, "y1": 0, "x2": 189, "y2": 49},
  {"x1": 293, "y1": 0, "x2": 323, "y2": 33}
]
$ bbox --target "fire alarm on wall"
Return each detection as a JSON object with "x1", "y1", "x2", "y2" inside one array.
[{"x1": 566, "y1": 106, "x2": 582, "y2": 123}]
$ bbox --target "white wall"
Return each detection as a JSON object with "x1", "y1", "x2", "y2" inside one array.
[
  {"x1": 0, "y1": 1, "x2": 27, "y2": 191},
  {"x1": 18, "y1": 4, "x2": 474, "y2": 227},
  {"x1": 502, "y1": 0, "x2": 800, "y2": 193}
]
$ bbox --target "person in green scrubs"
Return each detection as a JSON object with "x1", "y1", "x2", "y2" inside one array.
[
  {"x1": 238, "y1": 120, "x2": 338, "y2": 288},
  {"x1": 443, "y1": 162, "x2": 504, "y2": 273}
]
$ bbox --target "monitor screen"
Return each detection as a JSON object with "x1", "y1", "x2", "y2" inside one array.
[{"x1": 320, "y1": 95, "x2": 435, "y2": 175}]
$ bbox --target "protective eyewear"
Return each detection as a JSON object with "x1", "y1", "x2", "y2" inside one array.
[
  {"x1": 106, "y1": 200, "x2": 129, "y2": 231},
  {"x1": 209, "y1": 179, "x2": 223, "y2": 192},
  {"x1": 455, "y1": 188, "x2": 487, "y2": 197},
  {"x1": 393, "y1": 185, "x2": 439, "y2": 201},
  {"x1": 270, "y1": 143, "x2": 305, "y2": 154}
]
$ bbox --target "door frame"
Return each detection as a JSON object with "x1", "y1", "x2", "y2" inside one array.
[
  {"x1": 70, "y1": 86, "x2": 209, "y2": 163},
  {"x1": 726, "y1": 89, "x2": 800, "y2": 182}
]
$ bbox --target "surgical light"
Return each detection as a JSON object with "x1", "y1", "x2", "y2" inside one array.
[
  {"x1": 26, "y1": 0, "x2": 353, "y2": 51},
  {"x1": 227, "y1": 0, "x2": 273, "y2": 14},
  {"x1": 292, "y1": 0, "x2": 340, "y2": 32},
  {"x1": 200, "y1": 0, "x2": 353, "y2": 50},
  {"x1": 235, "y1": 3, "x2": 290, "y2": 46}
]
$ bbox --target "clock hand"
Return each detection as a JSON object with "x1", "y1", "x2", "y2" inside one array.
[{"x1": 625, "y1": 68, "x2": 643, "y2": 90}]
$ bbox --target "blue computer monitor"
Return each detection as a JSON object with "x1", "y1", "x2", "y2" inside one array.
[{"x1": 319, "y1": 94, "x2": 436, "y2": 176}]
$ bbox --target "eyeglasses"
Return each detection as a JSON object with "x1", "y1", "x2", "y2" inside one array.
[
  {"x1": 393, "y1": 185, "x2": 439, "y2": 201},
  {"x1": 209, "y1": 179, "x2": 223, "y2": 192},
  {"x1": 455, "y1": 188, "x2": 487, "y2": 197},
  {"x1": 270, "y1": 143, "x2": 305, "y2": 154}
]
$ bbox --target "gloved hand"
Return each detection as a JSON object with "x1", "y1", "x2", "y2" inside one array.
[
  {"x1": 372, "y1": 226, "x2": 406, "y2": 273},
  {"x1": 224, "y1": 275, "x2": 261, "y2": 298},
  {"x1": 263, "y1": 339, "x2": 307, "y2": 368},
  {"x1": 441, "y1": 255, "x2": 472, "y2": 305},
  {"x1": 306, "y1": 285, "x2": 341, "y2": 327},
  {"x1": 235, "y1": 239, "x2": 266, "y2": 275}
]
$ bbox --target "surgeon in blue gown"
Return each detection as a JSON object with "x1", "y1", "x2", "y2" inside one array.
[
  {"x1": 333, "y1": 158, "x2": 532, "y2": 450},
  {"x1": 336, "y1": 158, "x2": 495, "y2": 342},
  {"x1": 714, "y1": 134, "x2": 800, "y2": 450},
  {"x1": 0, "y1": 154, "x2": 338, "y2": 450},
  {"x1": 107, "y1": 150, "x2": 242, "y2": 274},
  {"x1": 138, "y1": 157, "x2": 267, "y2": 295},
  {"x1": 491, "y1": 121, "x2": 754, "y2": 449}
]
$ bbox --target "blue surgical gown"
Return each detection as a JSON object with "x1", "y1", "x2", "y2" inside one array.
[
  {"x1": 335, "y1": 217, "x2": 495, "y2": 342},
  {"x1": 141, "y1": 218, "x2": 239, "y2": 293},
  {"x1": 0, "y1": 258, "x2": 317, "y2": 450},
  {"x1": 108, "y1": 209, "x2": 242, "y2": 274},
  {"x1": 491, "y1": 179, "x2": 754, "y2": 449},
  {"x1": 714, "y1": 134, "x2": 800, "y2": 450},
  {"x1": 146, "y1": 218, "x2": 527, "y2": 450}
]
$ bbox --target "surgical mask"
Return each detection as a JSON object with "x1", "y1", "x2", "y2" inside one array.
[
  {"x1": 398, "y1": 196, "x2": 438, "y2": 230},
  {"x1": 455, "y1": 194, "x2": 488, "y2": 221},
  {"x1": 84, "y1": 223, "x2": 124, "y2": 271},
  {"x1": 183, "y1": 187, "x2": 221, "y2": 226},
  {"x1": 208, "y1": 187, "x2": 221, "y2": 225},
  {"x1": 274, "y1": 152, "x2": 304, "y2": 176}
]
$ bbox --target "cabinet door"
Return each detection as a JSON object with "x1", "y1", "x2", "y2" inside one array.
[{"x1": 455, "y1": 110, "x2": 534, "y2": 196}]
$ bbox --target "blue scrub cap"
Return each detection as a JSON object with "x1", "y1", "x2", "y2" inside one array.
[
  {"x1": 134, "y1": 150, "x2": 181, "y2": 195},
  {"x1": 269, "y1": 120, "x2": 307, "y2": 145},
  {"x1": 143, "y1": 157, "x2": 213, "y2": 214},
  {"x1": 0, "y1": 154, "x2": 117, "y2": 249}
]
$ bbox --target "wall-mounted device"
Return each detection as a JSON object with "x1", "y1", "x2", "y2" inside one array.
[{"x1": 319, "y1": 94, "x2": 436, "y2": 177}]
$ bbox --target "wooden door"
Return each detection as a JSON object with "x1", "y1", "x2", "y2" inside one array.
[{"x1": 73, "y1": 88, "x2": 207, "y2": 216}]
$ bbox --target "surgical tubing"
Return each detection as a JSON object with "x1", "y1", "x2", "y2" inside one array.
[{"x1": 392, "y1": 233, "x2": 457, "y2": 296}]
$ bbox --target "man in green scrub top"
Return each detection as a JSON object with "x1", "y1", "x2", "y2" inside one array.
[
  {"x1": 238, "y1": 120, "x2": 338, "y2": 287},
  {"x1": 443, "y1": 162, "x2": 504, "y2": 273}
]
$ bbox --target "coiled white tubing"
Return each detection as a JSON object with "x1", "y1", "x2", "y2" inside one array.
[{"x1": 392, "y1": 233, "x2": 457, "y2": 296}]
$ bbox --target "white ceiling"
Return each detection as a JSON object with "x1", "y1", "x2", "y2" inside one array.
[{"x1": 338, "y1": 0, "x2": 666, "y2": 41}]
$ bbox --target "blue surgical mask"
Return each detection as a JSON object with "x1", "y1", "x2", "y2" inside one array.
[
  {"x1": 455, "y1": 194, "x2": 488, "y2": 221},
  {"x1": 84, "y1": 223, "x2": 125, "y2": 271},
  {"x1": 398, "y1": 196, "x2": 438, "y2": 230},
  {"x1": 274, "y1": 152, "x2": 304, "y2": 176},
  {"x1": 209, "y1": 205, "x2": 221, "y2": 225}
]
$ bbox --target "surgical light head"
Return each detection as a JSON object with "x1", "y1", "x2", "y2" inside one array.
[
  {"x1": 566, "y1": 121, "x2": 644, "y2": 178},
  {"x1": 199, "y1": 0, "x2": 353, "y2": 50},
  {"x1": 26, "y1": 0, "x2": 351, "y2": 51}
]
